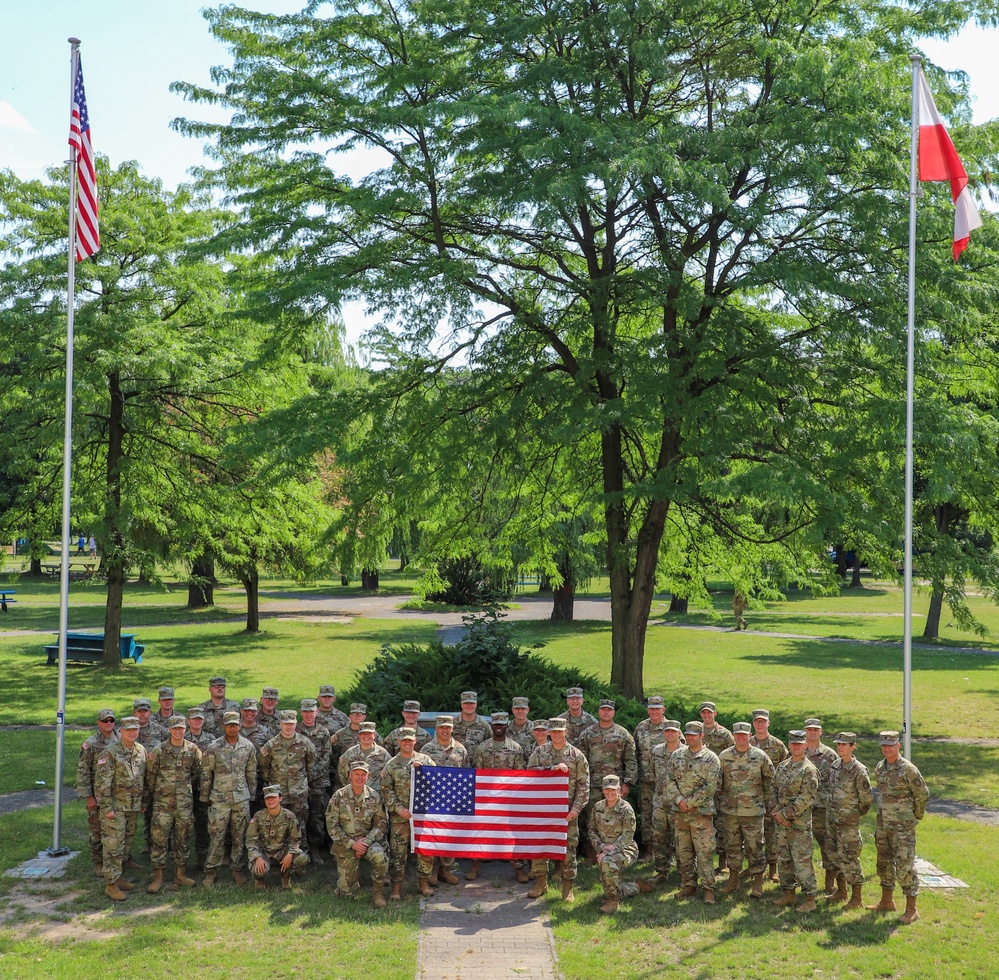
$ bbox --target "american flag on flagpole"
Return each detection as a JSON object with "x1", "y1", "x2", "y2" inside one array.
[
  {"x1": 411, "y1": 767, "x2": 569, "y2": 860},
  {"x1": 68, "y1": 54, "x2": 99, "y2": 261}
]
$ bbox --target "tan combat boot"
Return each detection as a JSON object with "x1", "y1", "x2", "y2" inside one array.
[
  {"x1": 93, "y1": 863, "x2": 104, "y2": 879},
  {"x1": 124, "y1": 857, "x2": 143, "y2": 871},
  {"x1": 721, "y1": 869, "x2": 740, "y2": 894},
  {"x1": 826, "y1": 875, "x2": 848, "y2": 903},
  {"x1": 774, "y1": 888, "x2": 797, "y2": 907},
  {"x1": 202, "y1": 870, "x2": 216, "y2": 888},
  {"x1": 750, "y1": 873, "x2": 764, "y2": 899},
  {"x1": 561, "y1": 879, "x2": 575, "y2": 902},
  {"x1": 147, "y1": 868, "x2": 164, "y2": 894},
  {"x1": 117, "y1": 878, "x2": 135, "y2": 891},
  {"x1": 464, "y1": 860, "x2": 481, "y2": 881},
  {"x1": 428, "y1": 859, "x2": 439, "y2": 886},
  {"x1": 899, "y1": 895, "x2": 919, "y2": 924},
  {"x1": 796, "y1": 895, "x2": 817, "y2": 914},
  {"x1": 702, "y1": 888, "x2": 715, "y2": 905},
  {"x1": 514, "y1": 864, "x2": 531, "y2": 884},
  {"x1": 254, "y1": 879, "x2": 267, "y2": 891},
  {"x1": 867, "y1": 886, "x2": 896, "y2": 911},
  {"x1": 174, "y1": 867, "x2": 196, "y2": 888},
  {"x1": 636, "y1": 879, "x2": 655, "y2": 894},
  {"x1": 281, "y1": 872, "x2": 292, "y2": 890},
  {"x1": 767, "y1": 862, "x2": 779, "y2": 882},
  {"x1": 824, "y1": 870, "x2": 837, "y2": 895},
  {"x1": 676, "y1": 884, "x2": 697, "y2": 898},
  {"x1": 599, "y1": 889, "x2": 619, "y2": 914},
  {"x1": 527, "y1": 875, "x2": 548, "y2": 899},
  {"x1": 309, "y1": 847, "x2": 324, "y2": 867},
  {"x1": 372, "y1": 882, "x2": 387, "y2": 908},
  {"x1": 389, "y1": 880, "x2": 403, "y2": 901},
  {"x1": 232, "y1": 869, "x2": 248, "y2": 886},
  {"x1": 418, "y1": 877, "x2": 435, "y2": 897},
  {"x1": 844, "y1": 883, "x2": 864, "y2": 910},
  {"x1": 438, "y1": 865, "x2": 460, "y2": 885},
  {"x1": 105, "y1": 879, "x2": 128, "y2": 901}
]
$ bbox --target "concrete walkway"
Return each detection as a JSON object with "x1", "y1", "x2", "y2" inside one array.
[{"x1": 418, "y1": 861, "x2": 560, "y2": 980}]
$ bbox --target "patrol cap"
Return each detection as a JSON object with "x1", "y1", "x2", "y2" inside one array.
[
  {"x1": 158, "y1": 686, "x2": 175, "y2": 699},
  {"x1": 879, "y1": 730, "x2": 900, "y2": 745},
  {"x1": 602, "y1": 774, "x2": 621, "y2": 789},
  {"x1": 358, "y1": 721, "x2": 378, "y2": 733},
  {"x1": 532, "y1": 718, "x2": 550, "y2": 730},
  {"x1": 647, "y1": 695, "x2": 665, "y2": 708},
  {"x1": 403, "y1": 700, "x2": 421, "y2": 712},
  {"x1": 279, "y1": 710, "x2": 297, "y2": 723},
  {"x1": 490, "y1": 712, "x2": 510, "y2": 724},
  {"x1": 512, "y1": 697, "x2": 529, "y2": 709},
  {"x1": 133, "y1": 698, "x2": 152, "y2": 710},
  {"x1": 262, "y1": 784, "x2": 282, "y2": 798},
  {"x1": 187, "y1": 708, "x2": 205, "y2": 720},
  {"x1": 349, "y1": 703, "x2": 367, "y2": 714},
  {"x1": 684, "y1": 721, "x2": 704, "y2": 735},
  {"x1": 168, "y1": 714, "x2": 187, "y2": 728},
  {"x1": 804, "y1": 718, "x2": 822, "y2": 729},
  {"x1": 751, "y1": 708, "x2": 770, "y2": 720},
  {"x1": 565, "y1": 687, "x2": 584, "y2": 698},
  {"x1": 788, "y1": 730, "x2": 807, "y2": 743},
  {"x1": 209, "y1": 676, "x2": 227, "y2": 686},
  {"x1": 223, "y1": 711, "x2": 240, "y2": 725},
  {"x1": 97, "y1": 708, "x2": 115, "y2": 722},
  {"x1": 663, "y1": 719, "x2": 682, "y2": 731},
  {"x1": 120, "y1": 716, "x2": 140, "y2": 730},
  {"x1": 698, "y1": 701, "x2": 717, "y2": 713},
  {"x1": 261, "y1": 687, "x2": 279, "y2": 699},
  {"x1": 732, "y1": 722, "x2": 752, "y2": 734},
  {"x1": 349, "y1": 761, "x2": 370, "y2": 773},
  {"x1": 318, "y1": 685, "x2": 336, "y2": 697},
  {"x1": 435, "y1": 715, "x2": 455, "y2": 728},
  {"x1": 834, "y1": 732, "x2": 858, "y2": 744},
  {"x1": 460, "y1": 691, "x2": 478, "y2": 703},
  {"x1": 241, "y1": 697, "x2": 259, "y2": 711},
  {"x1": 397, "y1": 727, "x2": 417, "y2": 740},
  {"x1": 300, "y1": 699, "x2": 318, "y2": 711},
  {"x1": 598, "y1": 698, "x2": 616, "y2": 709}
]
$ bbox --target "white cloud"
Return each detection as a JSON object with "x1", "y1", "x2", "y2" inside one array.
[{"x1": 0, "y1": 101, "x2": 35, "y2": 132}]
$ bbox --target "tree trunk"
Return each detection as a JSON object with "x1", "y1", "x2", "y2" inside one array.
[
  {"x1": 239, "y1": 565, "x2": 260, "y2": 632},
  {"x1": 188, "y1": 549, "x2": 216, "y2": 608},
  {"x1": 551, "y1": 564, "x2": 574, "y2": 621},
  {"x1": 340, "y1": 573, "x2": 349, "y2": 586},
  {"x1": 361, "y1": 568, "x2": 379, "y2": 590},
  {"x1": 834, "y1": 543, "x2": 847, "y2": 579},
  {"x1": 538, "y1": 574, "x2": 553, "y2": 594},
  {"x1": 850, "y1": 560, "x2": 862, "y2": 588},
  {"x1": 399, "y1": 553, "x2": 408, "y2": 571},
  {"x1": 102, "y1": 371, "x2": 126, "y2": 668},
  {"x1": 29, "y1": 557, "x2": 41, "y2": 576},
  {"x1": 668, "y1": 594, "x2": 688, "y2": 613},
  {"x1": 923, "y1": 583, "x2": 944, "y2": 639}
]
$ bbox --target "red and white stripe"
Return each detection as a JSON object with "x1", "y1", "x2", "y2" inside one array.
[
  {"x1": 918, "y1": 69, "x2": 982, "y2": 261},
  {"x1": 68, "y1": 55, "x2": 100, "y2": 261}
]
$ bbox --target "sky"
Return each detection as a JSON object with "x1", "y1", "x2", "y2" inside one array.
[{"x1": 2, "y1": 3, "x2": 997, "y2": 349}]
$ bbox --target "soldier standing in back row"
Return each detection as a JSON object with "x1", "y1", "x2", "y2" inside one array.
[
  {"x1": 868, "y1": 730, "x2": 929, "y2": 925},
  {"x1": 634, "y1": 695, "x2": 670, "y2": 860},
  {"x1": 559, "y1": 687, "x2": 597, "y2": 747},
  {"x1": 297, "y1": 698, "x2": 333, "y2": 864},
  {"x1": 750, "y1": 708, "x2": 788, "y2": 881},
  {"x1": 197, "y1": 675, "x2": 241, "y2": 738},
  {"x1": 646, "y1": 719, "x2": 685, "y2": 887},
  {"x1": 452, "y1": 692, "x2": 491, "y2": 753},
  {"x1": 77, "y1": 707, "x2": 118, "y2": 878},
  {"x1": 259, "y1": 710, "x2": 317, "y2": 846},
  {"x1": 825, "y1": 731, "x2": 873, "y2": 909},
  {"x1": 384, "y1": 700, "x2": 432, "y2": 755},
  {"x1": 338, "y1": 721, "x2": 392, "y2": 793},
  {"x1": 803, "y1": 718, "x2": 840, "y2": 895},
  {"x1": 698, "y1": 701, "x2": 734, "y2": 874},
  {"x1": 507, "y1": 697, "x2": 536, "y2": 754},
  {"x1": 184, "y1": 707, "x2": 214, "y2": 871},
  {"x1": 770, "y1": 730, "x2": 819, "y2": 914}
]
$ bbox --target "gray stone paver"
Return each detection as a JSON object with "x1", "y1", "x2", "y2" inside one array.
[{"x1": 418, "y1": 861, "x2": 560, "y2": 980}]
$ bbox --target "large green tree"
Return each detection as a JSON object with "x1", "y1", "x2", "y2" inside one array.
[{"x1": 177, "y1": 0, "x2": 996, "y2": 695}]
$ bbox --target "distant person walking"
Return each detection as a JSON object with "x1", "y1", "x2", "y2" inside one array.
[
  {"x1": 88, "y1": 535, "x2": 97, "y2": 559},
  {"x1": 77, "y1": 533, "x2": 86, "y2": 556},
  {"x1": 732, "y1": 592, "x2": 748, "y2": 631}
]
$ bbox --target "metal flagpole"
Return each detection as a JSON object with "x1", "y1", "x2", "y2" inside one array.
[
  {"x1": 902, "y1": 55, "x2": 921, "y2": 763},
  {"x1": 49, "y1": 36, "x2": 82, "y2": 856}
]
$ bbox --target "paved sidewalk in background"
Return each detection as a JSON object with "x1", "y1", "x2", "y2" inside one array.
[{"x1": 418, "y1": 861, "x2": 560, "y2": 980}]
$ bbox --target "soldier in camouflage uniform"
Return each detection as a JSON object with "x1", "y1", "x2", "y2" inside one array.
[
  {"x1": 868, "y1": 730, "x2": 929, "y2": 924},
  {"x1": 413, "y1": 715, "x2": 465, "y2": 885},
  {"x1": 132, "y1": 697, "x2": 164, "y2": 854},
  {"x1": 238, "y1": 697, "x2": 271, "y2": 816},
  {"x1": 184, "y1": 707, "x2": 214, "y2": 871},
  {"x1": 527, "y1": 717, "x2": 589, "y2": 902},
  {"x1": 257, "y1": 686, "x2": 281, "y2": 737},
  {"x1": 384, "y1": 700, "x2": 432, "y2": 755},
  {"x1": 196, "y1": 675, "x2": 242, "y2": 738},
  {"x1": 589, "y1": 774, "x2": 653, "y2": 913},
  {"x1": 826, "y1": 732, "x2": 873, "y2": 909},
  {"x1": 803, "y1": 717, "x2": 840, "y2": 894},
  {"x1": 259, "y1": 709, "x2": 317, "y2": 844},
  {"x1": 338, "y1": 721, "x2": 392, "y2": 793},
  {"x1": 154, "y1": 686, "x2": 177, "y2": 727},
  {"x1": 380, "y1": 729, "x2": 438, "y2": 899},
  {"x1": 531, "y1": 718, "x2": 550, "y2": 749},
  {"x1": 770, "y1": 730, "x2": 819, "y2": 913},
  {"x1": 558, "y1": 687, "x2": 597, "y2": 747},
  {"x1": 699, "y1": 701, "x2": 734, "y2": 873},
  {"x1": 246, "y1": 785, "x2": 309, "y2": 890},
  {"x1": 750, "y1": 708, "x2": 788, "y2": 880},
  {"x1": 646, "y1": 719, "x2": 685, "y2": 886},
  {"x1": 200, "y1": 711, "x2": 257, "y2": 886},
  {"x1": 326, "y1": 761, "x2": 390, "y2": 906},
  {"x1": 317, "y1": 684, "x2": 350, "y2": 737},
  {"x1": 297, "y1": 698, "x2": 333, "y2": 863},
  {"x1": 329, "y1": 703, "x2": 381, "y2": 789},
  {"x1": 668, "y1": 720, "x2": 722, "y2": 903},
  {"x1": 452, "y1": 691, "x2": 491, "y2": 754},
  {"x1": 634, "y1": 695, "x2": 669, "y2": 859},
  {"x1": 95, "y1": 716, "x2": 147, "y2": 901},
  {"x1": 508, "y1": 697, "x2": 536, "y2": 755},
  {"x1": 77, "y1": 707, "x2": 118, "y2": 877},
  {"x1": 718, "y1": 721, "x2": 775, "y2": 898},
  {"x1": 144, "y1": 715, "x2": 202, "y2": 893}
]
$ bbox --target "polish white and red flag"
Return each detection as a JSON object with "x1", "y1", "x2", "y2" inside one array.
[
  {"x1": 917, "y1": 69, "x2": 982, "y2": 261},
  {"x1": 68, "y1": 55, "x2": 99, "y2": 261},
  {"x1": 411, "y1": 767, "x2": 569, "y2": 860}
]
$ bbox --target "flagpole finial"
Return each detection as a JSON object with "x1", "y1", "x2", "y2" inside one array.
[
  {"x1": 68, "y1": 37, "x2": 80, "y2": 45},
  {"x1": 911, "y1": 53, "x2": 921, "y2": 64}
]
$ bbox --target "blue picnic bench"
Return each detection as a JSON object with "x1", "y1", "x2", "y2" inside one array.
[
  {"x1": 44, "y1": 632, "x2": 144, "y2": 666},
  {"x1": 0, "y1": 589, "x2": 15, "y2": 613}
]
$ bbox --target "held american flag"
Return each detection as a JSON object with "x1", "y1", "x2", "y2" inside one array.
[
  {"x1": 68, "y1": 55, "x2": 99, "y2": 261},
  {"x1": 410, "y1": 766, "x2": 569, "y2": 860}
]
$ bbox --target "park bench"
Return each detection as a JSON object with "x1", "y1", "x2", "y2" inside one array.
[
  {"x1": 44, "y1": 632, "x2": 144, "y2": 666},
  {"x1": 0, "y1": 589, "x2": 15, "y2": 613}
]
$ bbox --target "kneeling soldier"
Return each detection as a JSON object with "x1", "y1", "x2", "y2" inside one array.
[
  {"x1": 326, "y1": 761, "x2": 390, "y2": 907},
  {"x1": 589, "y1": 774, "x2": 653, "y2": 914},
  {"x1": 246, "y1": 785, "x2": 309, "y2": 890}
]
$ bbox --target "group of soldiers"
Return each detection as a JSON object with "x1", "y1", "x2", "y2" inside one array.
[{"x1": 77, "y1": 679, "x2": 929, "y2": 922}]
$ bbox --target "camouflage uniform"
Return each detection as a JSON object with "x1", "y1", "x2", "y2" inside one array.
[
  {"x1": 750, "y1": 732, "x2": 788, "y2": 866},
  {"x1": 184, "y1": 727, "x2": 215, "y2": 867},
  {"x1": 579, "y1": 723, "x2": 638, "y2": 807},
  {"x1": 702, "y1": 722, "x2": 734, "y2": 867},
  {"x1": 246, "y1": 803, "x2": 309, "y2": 880},
  {"x1": 259, "y1": 731, "x2": 317, "y2": 840},
  {"x1": 384, "y1": 724, "x2": 432, "y2": 756},
  {"x1": 197, "y1": 697, "x2": 241, "y2": 738},
  {"x1": 135, "y1": 717, "x2": 165, "y2": 852},
  {"x1": 94, "y1": 738, "x2": 147, "y2": 885},
  {"x1": 421, "y1": 737, "x2": 471, "y2": 768},
  {"x1": 338, "y1": 743, "x2": 392, "y2": 794},
  {"x1": 452, "y1": 715, "x2": 491, "y2": 753},
  {"x1": 558, "y1": 709, "x2": 597, "y2": 747},
  {"x1": 330, "y1": 726, "x2": 383, "y2": 787},
  {"x1": 77, "y1": 726, "x2": 117, "y2": 869},
  {"x1": 634, "y1": 717, "x2": 669, "y2": 850},
  {"x1": 805, "y1": 741, "x2": 839, "y2": 872},
  {"x1": 770, "y1": 755, "x2": 819, "y2": 896},
  {"x1": 326, "y1": 784, "x2": 390, "y2": 896},
  {"x1": 257, "y1": 711, "x2": 281, "y2": 739},
  {"x1": 474, "y1": 738, "x2": 527, "y2": 770},
  {"x1": 297, "y1": 719, "x2": 333, "y2": 853},
  {"x1": 381, "y1": 752, "x2": 437, "y2": 883},
  {"x1": 589, "y1": 796, "x2": 641, "y2": 900},
  {"x1": 667, "y1": 745, "x2": 721, "y2": 890},
  {"x1": 528, "y1": 741, "x2": 589, "y2": 882},
  {"x1": 317, "y1": 706, "x2": 350, "y2": 736},
  {"x1": 827, "y1": 756, "x2": 873, "y2": 886},
  {"x1": 200, "y1": 735, "x2": 257, "y2": 873},
  {"x1": 144, "y1": 737, "x2": 202, "y2": 871},
  {"x1": 239, "y1": 724, "x2": 271, "y2": 813},
  {"x1": 649, "y1": 742, "x2": 678, "y2": 875},
  {"x1": 507, "y1": 720, "x2": 536, "y2": 755},
  {"x1": 718, "y1": 745, "x2": 775, "y2": 876},
  {"x1": 873, "y1": 755, "x2": 929, "y2": 897}
]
